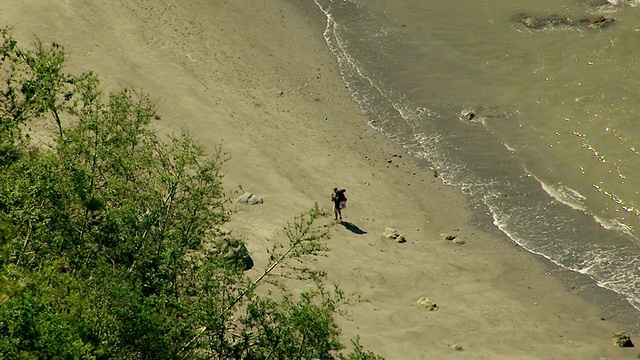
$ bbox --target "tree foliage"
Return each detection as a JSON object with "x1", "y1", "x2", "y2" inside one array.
[{"x1": 0, "y1": 27, "x2": 383, "y2": 359}]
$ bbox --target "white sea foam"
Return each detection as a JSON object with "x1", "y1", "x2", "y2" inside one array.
[
  {"x1": 531, "y1": 173, "x2": 587, "y2": 212},
  {"x1": 502, "y1": 142, "x2": 516, "y2": 153},
  {"x1": 491, "y1": 203, "x2": 640, "y2": 313},
  {"x1": 593, "y1": 215, "x2": 635, "y2": 237}
]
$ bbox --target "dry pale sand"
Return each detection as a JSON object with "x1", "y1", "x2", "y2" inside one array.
[{"x1": 1, "y1": 0, "x2": 637, "y2": 359}]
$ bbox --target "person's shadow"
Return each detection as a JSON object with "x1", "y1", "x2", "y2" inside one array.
[{"x1": 339, "y1": 221, "x2": 367, "y2": 235}]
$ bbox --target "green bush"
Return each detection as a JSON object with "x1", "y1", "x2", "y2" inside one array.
[{"x1": 0, "y1": 27, "x2": 382, "y2": 360}]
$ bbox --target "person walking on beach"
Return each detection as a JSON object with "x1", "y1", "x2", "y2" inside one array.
[{"x1": 331, "y1": 187, "x2": 347, "y2": 220}]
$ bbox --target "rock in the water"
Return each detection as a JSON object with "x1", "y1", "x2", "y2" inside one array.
[
  {"x1": 459, "y1": 109, "x2": 475, "y2": 121},
  {"x1": 515, "y1": 13, "x2": 573, "y2": 30},
  {"x1": 417, "y1": 297, "x2": 439, "y2": 311},
  {"x1": 580, "y1": 15, "x2": 615, "y2": 28},
  {"x1": 238, "y1": 192, "x2": 263, "y2": 205},
  {"x1": 515, "y1": 13, "x2": 614, "y2": 31},
  {"x1": 519, "y1": 14, "x2": 544, "y2": 29},
  {"x1": 612, "y1": 331, "x2": 634, "y2": 347}
]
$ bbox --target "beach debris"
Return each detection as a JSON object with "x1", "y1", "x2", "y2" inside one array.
[
  {"x1": 237, "y1": 192, "x2": 263, "y2": 205},
  {"x1": 451, "y1": 343, "x2": 463, "y2": 351},
  {"x1": 417, "y1": 297, "x2": 438, "y2": 311},
  {"x1": 441, "y1": 233, "x2": 457, "y2": 241},
  {"x1": 612, "y1": 331, "x2": 634, "y2": 347},
  {"x1": 383, "y1": 227, "x2": 407, "y2": 243}
]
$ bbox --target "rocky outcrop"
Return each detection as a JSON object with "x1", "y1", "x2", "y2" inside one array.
[
  {"x1": 612, "y1": 331, "x2": 634, "y2": 347},
  {"x1": 580, "y1": 15, "x2": 615, "y2": 28},
  {"x1": 514, "y1": 13, "x2": 615, "y2": 30},
  {"x1": 515, "y1": 14, "x2": 573, "y2": 30},
  {"x1": 211, "y1": 229, "x2": 254, "y2": 270}
]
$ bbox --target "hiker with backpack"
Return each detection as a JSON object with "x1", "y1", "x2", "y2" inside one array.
[{"x1": 331, "y1": 187, "x2": 347, "y2": 220}]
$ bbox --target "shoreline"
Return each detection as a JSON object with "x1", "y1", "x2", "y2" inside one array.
[
  {"x1": 0, "y1": 0, "x2": 636, "y2": 358},
  {"x1": 312, "y1": 0, "x2": 640, "y2": 334}
]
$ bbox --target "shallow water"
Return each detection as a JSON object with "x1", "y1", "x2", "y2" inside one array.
[{"x1": 314, "y1": 0, "x2": 640, "y2": 328}]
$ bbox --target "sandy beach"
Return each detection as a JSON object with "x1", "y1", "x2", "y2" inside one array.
[{"x1": 1, "y1": 0, "x2": 636, "y2": 358}]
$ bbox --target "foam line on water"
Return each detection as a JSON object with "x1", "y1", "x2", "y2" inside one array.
[{"x1": 531, "y1": 172, "x2": 587, "y2": 213}]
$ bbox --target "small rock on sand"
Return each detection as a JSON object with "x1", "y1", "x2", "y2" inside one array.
[
  {"x1": 612, "y1": 331, "x2": 633, "y2": 347},
  {"x1": 237, "y1": 192, "x2": 263, "y2": 205},
  {"x1": 384, "y1": 227, "x2": 407, "y2": 243},
  {"x1": 208, "y1": 229, "x2": 254, "y2": 271},
  {"x1": 417, "y1": 297, "x2": 438, "y2": 311},
  {"x1": 441, "y1": 233, "x2": 456, "y2": 241}
]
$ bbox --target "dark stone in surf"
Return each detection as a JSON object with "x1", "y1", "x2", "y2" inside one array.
[
  {"x1": 514, "y1": 13, "x2": 573, "y2": 30},
  {"x1": 580, "y1": 15, "x2": 615, "y2": 28},
  {"x1": 514, "y1": 13, "x2": 614, "y2": 30}
]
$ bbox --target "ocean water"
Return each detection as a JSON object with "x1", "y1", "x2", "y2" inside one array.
[{"x1": 313, "y1": 0, "x2": 640, "y2": 327}]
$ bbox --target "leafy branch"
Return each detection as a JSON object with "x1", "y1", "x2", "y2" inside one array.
[{"x1": 179, "y1": 204, "x2": 331, "y2": 356}]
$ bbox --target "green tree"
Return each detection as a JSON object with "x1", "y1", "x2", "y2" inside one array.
[
  {"x1": 0, "y1": 27, "x2": 383, "y2": 359},
  {"x1": 0, "y1": 27, "x2": 76, "y2": 166}
]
